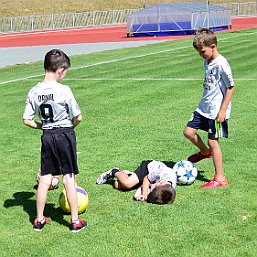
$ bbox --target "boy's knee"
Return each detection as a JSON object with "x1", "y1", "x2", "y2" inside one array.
[
  {"x1": 119, "y1": 177, "x2": 136, "y2": 189},
  {"x1": 183, "y1": 127, "x2": 194, "y2": 139},
  {"x1": 208, "y1": 138, "x2": 219, "y2": 148},
  {"x1": 114, "y1": 181, "x2": 119, "y2": 189},
  {"x1": 62, "y1": 173, "x2": 75, "y2": 186},
  {"x1": 38, "y1": 174, "x2": 52, "y2": 188},
  {"x1": 114, "y1": 180, "x2": 131, "y2": 190},
  {"x1": 120, "y1": 180, "x2": 133, "y2": 189}
]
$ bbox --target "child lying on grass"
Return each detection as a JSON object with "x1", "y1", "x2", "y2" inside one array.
[{"x1": 96, "y1": 160, "x2": 176, "y2": 205}]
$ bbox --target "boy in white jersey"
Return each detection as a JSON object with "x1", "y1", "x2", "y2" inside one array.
[
  {"x1": 184, "y1": 28, "x2": 235, "y2": 189},
  {"x1": 23, "y1": 49, "x2": 87, "y2": 232},
  {"x1": 96, "y1": 160, "x2": 176, "y2": 205}
]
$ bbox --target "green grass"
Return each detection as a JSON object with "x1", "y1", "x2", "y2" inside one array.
[{"x1": 1, "y1": 28, "x2": 257, "y2": 257}]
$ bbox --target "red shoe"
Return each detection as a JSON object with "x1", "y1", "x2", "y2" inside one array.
[
  {"x1": 33, "y1": 216, "x2": 50, "y2": 231},
  {"x1": 70, "y1": 217, "x2": 87, "y2": 232},
  {"x1": 188, "y1": 150, "x2": 212, "y2": 163},
  {"x1": 200, "y1": 176, "x2": 228, "y2": 189}
]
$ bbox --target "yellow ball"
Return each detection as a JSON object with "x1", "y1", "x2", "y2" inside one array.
[{"x1": 59, "y1": 186, "x2": 89, "y2": 214}]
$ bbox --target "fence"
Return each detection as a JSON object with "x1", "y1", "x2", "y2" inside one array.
[
  {"x1": 220, "y1": 1, "x2": 257, "y2": 16},
  {"x1": 0, "y1": 9, "x2": 140, "y2": 33},
  {"x1": 0, "y1": 2, "x2": 256, "y2": 33}
]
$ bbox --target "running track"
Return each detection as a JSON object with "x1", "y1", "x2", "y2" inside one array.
[{"x1": 0, "y1": 17, "x2": 256, "y2": 67}]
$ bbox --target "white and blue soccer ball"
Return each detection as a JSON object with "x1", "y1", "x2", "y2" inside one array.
[{"x1": 173, "y1": 160, "x2": 198, "y2": 185}]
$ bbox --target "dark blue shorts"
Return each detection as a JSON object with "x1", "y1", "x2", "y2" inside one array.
[
  {"x1": 187, "y1": 111, "x2": 228, "y2": 139},
  {"x1": 41, "y1": 127, "x2": 79, "y2": 176}
]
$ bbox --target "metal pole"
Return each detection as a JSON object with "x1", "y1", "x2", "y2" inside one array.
[
  {"x1": 31, "y1": 16, "x2": 34, "y2": 31},
  {"x1": 10, "y1": 17, "x2": 13, "y2": 32},
  {"x1": 207, "y1": 0, "x2": 210, "y2": 29}
]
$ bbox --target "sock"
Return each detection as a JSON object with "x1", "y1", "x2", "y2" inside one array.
[
  {"x1": 38, "y1": 217, "x2": 45, "y2": 223},
  {"x1": 111, "y1": 168, "x2": 119, "y2": 176}
]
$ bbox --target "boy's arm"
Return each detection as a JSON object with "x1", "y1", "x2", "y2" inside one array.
[
  {"x1": 141, "y1": 176, "x2": 151, "y2": 200},
  {"x1": 72, "y1": 114, "x2": 82, "y2": 128},
  {"x1": 23, "y1": 119, "x2": 42, "y2": 129},
  {"x1": 134, "y1": 176, "x2": 150, "y2": 201},
  {"x1": 217, "y1": 86, "x2": 235, "y2": 122}
]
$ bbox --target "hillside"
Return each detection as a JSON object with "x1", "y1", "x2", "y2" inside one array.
[{"x1": 0, "y1": 0, "x2": 249, "y2": 17}]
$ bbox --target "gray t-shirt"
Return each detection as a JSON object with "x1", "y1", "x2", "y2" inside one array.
[
  {"x1": 196, "y1": 54, "x2": 234, "y2": 119},
  {"x1": 23, "y1": 82, "x2": 81, "y2": 129},
  {"x1": 147, "y1": 160, "x2": 177, "y2": 189}
]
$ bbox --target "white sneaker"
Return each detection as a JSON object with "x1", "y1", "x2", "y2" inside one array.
[{"x1": 96, "y1": 167, "x2": 119, "y2": 184}]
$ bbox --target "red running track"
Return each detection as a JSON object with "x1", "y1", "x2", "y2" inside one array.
[{"x1": 0, "y1": 17, "x2": 256, "y2": 48}]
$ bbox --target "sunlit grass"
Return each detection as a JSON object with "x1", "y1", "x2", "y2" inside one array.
[{"x1": 0, "y1": 28, "x2": 257, "y2": 257}]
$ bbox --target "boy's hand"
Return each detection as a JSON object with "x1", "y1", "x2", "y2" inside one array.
[
  {"x1": 135, "y1": 195, "x2": 146, "y2": 201},
  {"x1": 217, "y1": 86, "x2": 235, "y2": 123},
  {"x1": 217, "y1": 109, "x2": 226, "y2": 122}
]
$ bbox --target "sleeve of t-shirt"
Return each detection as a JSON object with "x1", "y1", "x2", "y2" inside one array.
[
  {"x1": 66, "y1": 87, "x2": 81, "y2": 118},
  {"x1": 221, "y1": 61, "x2": 235, "y2": 88},
  {"x1": 23, "y1": 89, "x2": 35, "y2": 120}
]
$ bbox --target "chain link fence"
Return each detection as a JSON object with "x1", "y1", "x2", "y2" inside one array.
[{"x1": 0, "y1": 2, "x2": 256, "y2": 33}]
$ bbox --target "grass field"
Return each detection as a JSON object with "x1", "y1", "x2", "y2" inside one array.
[
  {"x1": 0, "y1": 0, "x2": 251, "y2": 17},
  {"x1": 1, "y1": 28, "x2": 257, "y2": 257}
]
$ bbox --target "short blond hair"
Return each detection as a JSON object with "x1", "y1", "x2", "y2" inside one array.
[{"x1": 193, "y1": 28, "x2": 217, "y2": 49}]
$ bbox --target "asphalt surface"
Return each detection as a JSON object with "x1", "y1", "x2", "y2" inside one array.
[{"x1": 0, "y1": 40, "x2": 166, "y2": 68}]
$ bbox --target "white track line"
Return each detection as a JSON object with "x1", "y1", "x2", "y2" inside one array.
[
  {"x1": 1, "y1": 29, "x2": 257, "y2": 86},
  {"x1": 0, "y1": 46, "x2": 187, "y2": 86},
  {"x1": 62, "y1": 78, "x2": 256, "y2": 81}
]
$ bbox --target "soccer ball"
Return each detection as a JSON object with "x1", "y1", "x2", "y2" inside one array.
[
  {"x1": 59, "y1": 186, "x2": 89, "y2": 214},
  {"x1": 49, "y1": 176, "x2": 61, "y2": 190},
  {"x1": 36, "y1": 170, "x2": 61, "y2": 190},
  {"x1": 173, "y1": 160, "x2": 198, "y2": 185}
]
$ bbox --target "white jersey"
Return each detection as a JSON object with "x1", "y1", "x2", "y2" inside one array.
[
  {"x1": 196, "y1": 54, "x2": 234, "y2": 119},
  {"x1": 23, "y1": 82, "x2": 81, "y2": 129},
  {"x1": 147, "y1": 160, "x2": 177, "y2": 189}
]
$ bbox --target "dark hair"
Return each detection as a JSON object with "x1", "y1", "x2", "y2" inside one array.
[
  {"x1": 44, "y1": 49, "x2": 70, "y2": 72},
  {"x1": 193, "y1": 28, "x2": 217, "y2": 49},
  {"x1": 147, "y1": 184, "x2": 176, "y2": 205}
]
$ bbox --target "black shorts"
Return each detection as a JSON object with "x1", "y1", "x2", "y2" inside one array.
[
  {"x1": 187, "y1": 111, "x2": 228, "y2": 139},
  {"x1": 133, "y1": 160, "x2": 152, "y2": 184},
  {"x1": 41, "y1": 127, "x2": 79, "y2": 176}
]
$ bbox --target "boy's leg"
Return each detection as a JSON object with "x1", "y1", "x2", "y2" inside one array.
[
  {"x1": 114, "y1": 160, "x2": 150, "y2": 190},
  {"x1": 63, "y1": 173, "x2": 79, "y2": 221},
  {"x1": 36, "y1": 174, "x2": 52, "y2": 220},
  {"x1": 114, "y1": 173, "x2": 140, "y2": 190},
  {"x1": 184, "y1": 127, "x2": 212, "y2": 163},
  {"x1": 200, "y1": 138, "x2": 228, "y2": 188},
  {"x1": 63, "y1": 173, "x2": 87, "y2": 232},
  {"x1": 184, "y1": 127, "x2": 210, "y2": 154},
  {"x1": 33, "y1": 174, "x2": 51, "y2": 230},
  {"x1": 209, "y1": 139, "x2": 224, "y2": 178}
]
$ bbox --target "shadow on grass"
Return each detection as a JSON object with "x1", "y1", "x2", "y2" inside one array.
[
  {"x1": 3, "y1": 191, "x2": 70, "y2": 228},
  {"x1": 197, "y1": 170, "x2": 210, "y2": 183}
]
